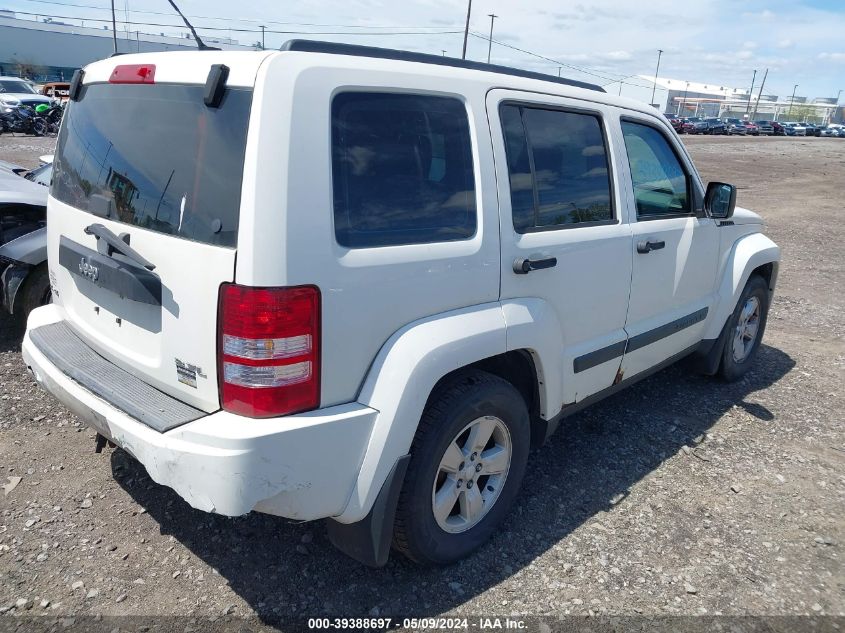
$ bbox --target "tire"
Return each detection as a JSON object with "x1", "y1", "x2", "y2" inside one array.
[
  {"x1": 718, "y1": 274, "x2": 769, "y2": 382},
  {"x1": 31, "y1": 118, "x2": 47, "y2": 137},
  {"x1": 16, "y1": 264, "x2": 52, "y2": 325},
  {"x1": 393, "y1": 370, "x2": 530, "y2": 565}
]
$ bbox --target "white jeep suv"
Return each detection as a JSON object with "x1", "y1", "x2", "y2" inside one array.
[{"x1": 22, "y1": 41, "x2": 780, "y2": 566}]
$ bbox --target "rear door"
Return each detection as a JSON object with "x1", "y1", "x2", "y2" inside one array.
[
  {"x1": 488, "y1": 90, "x2": 633, "y2": 406},
  {"x1": 47, "y1": 59, "x2": 257, "y2": 412}
]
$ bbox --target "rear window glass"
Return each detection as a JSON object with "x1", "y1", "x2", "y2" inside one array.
[
  {"x1": 331, "y1": 92, "x2": 476, "y2": 248},
  {"x1": 500, "y1": 104, "x2": 613, "y2": 232},
  {"x1": 52, "y1": 84, "x2": 252, "y2": 247}
]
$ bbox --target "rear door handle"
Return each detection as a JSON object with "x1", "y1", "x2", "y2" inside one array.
[
  {"x1": 636, "y1": 240, "x2": 665, "y2": 254},
  {"x1": 513, "y1": 257, "x2": 558, "y2": 274}
]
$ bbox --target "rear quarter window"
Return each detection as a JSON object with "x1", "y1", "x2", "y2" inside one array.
[{"x1": 331, "y1": 92, "x2": 477, "y2": 248}]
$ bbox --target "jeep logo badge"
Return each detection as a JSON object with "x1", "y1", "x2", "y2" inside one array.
[{"x1": 79, "y1": 257, "x2": 99, "y2": 281}]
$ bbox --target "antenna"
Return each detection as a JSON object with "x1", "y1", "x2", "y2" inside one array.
[{"x1": 164, "y1": 0, "x2": 220, "y2": 51}]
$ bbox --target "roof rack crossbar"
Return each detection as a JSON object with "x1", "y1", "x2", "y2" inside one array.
[{"x1": 279, "y1": 40, "x2": 604, "y2": 93}]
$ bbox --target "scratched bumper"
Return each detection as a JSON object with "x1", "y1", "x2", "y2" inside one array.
[{"x1": 22, "y1": 304, "x2": 376, "y2": 520}]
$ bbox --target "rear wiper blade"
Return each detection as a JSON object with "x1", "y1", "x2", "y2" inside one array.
[{"x1": 84, "y1": 223, "x2": 156, "y2": 271}]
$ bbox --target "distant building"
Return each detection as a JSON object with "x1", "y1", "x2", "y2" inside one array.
[
  {"x1": 640, "y1": 75, "x2": 840, "y2": 123},
  {"x1": 0, "y1": 12, "x2": 258, "y2": 82}
]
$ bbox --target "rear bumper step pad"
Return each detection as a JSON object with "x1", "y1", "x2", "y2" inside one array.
[{"x1": 29, "y1": 321, "x2": 205, "y2": 432}]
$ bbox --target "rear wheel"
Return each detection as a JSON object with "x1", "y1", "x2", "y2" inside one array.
[
  {"x1": 718, "y1": 275, "x2": 769, "y2": 381},
  {"x1": 393, "y1": 370, "x2": 530, "y2": 565}
]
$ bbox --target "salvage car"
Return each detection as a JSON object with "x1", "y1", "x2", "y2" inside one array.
[
  {"x1": 0, "y1": 158, "x2": 50, "y2": 322},
  {"x1": 22, "y1": 42, "x2": 780, "y2": 567},
  {"x1": 0, "y1": 76, "x2": 52, "y2": 113}
]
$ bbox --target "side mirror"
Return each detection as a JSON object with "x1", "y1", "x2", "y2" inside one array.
[{"x1": 705, "y1": 182, "x2": 736, "y2": 219}]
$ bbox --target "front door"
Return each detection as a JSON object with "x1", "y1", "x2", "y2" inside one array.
[{"x1": 617, "y1": 117, "x2": 719, "y2": 379}]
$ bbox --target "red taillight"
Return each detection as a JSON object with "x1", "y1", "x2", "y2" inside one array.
[
  {"x1": 218, "y1": 284, "x2": 320, "y2": 418},
  {"x1": 109, "y1": 64, "x2": 156, "y2": 84}
]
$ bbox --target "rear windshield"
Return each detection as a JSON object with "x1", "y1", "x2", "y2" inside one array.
[{"x1": 52, "y1": 83, "x2": 252, "y2": 247}]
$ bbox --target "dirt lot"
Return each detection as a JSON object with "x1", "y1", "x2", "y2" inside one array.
[{"x1": 0, "y1": 134, "x2": 842, "y2": 628}]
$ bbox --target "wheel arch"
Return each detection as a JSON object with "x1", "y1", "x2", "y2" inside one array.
[
  {"x1": 702, "y1": 232, "x2": 780, "y2": 341},
  {"x1": 336, "y1": 300, "x2": 560, "y2": 523},
  {"x1": 432, "y1": 349, "x2": 547, "y2": 449}
]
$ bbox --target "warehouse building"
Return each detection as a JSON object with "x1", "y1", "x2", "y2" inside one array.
[
  {"x1": 0, "y1": 11, "x2": 256, "y2": 82},
  {"x1": 640, "y1": 75, "x2": 842, "y2": 124}
]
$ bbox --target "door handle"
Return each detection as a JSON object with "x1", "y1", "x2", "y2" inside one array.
[
  {"x1": 636, "y1": 240, "x2": 665, "y2": 254},
  {"x1": 513, "y1": 256, "x2": 558, "y2": 274}
]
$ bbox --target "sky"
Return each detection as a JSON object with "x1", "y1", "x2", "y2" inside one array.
[{"x1": 4, "y1": 0, "x2": 845, "y2": 107}]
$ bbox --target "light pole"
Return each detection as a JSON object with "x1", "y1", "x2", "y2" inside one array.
[
  {"x1": 788, "y1": 84, "x2": 798, "y2": 118},
  {"x1": 751, "y1": 68, "x2": 768, "y2": 121},
  {"x1": 110, "y1": 0, "x2": 118, "y2": 54},
  {"x1": 745, "y1": 69, "x2": 757, "y2": 115},
  {"x1": 650, "y1": 49, "x2": 663, "y2": 107},
  {"x1": 259, "y1": 25, "x2": 265, "y2": 50},
  {"x1": 461, "y1": 0, "x2": 472, "y2": 60},
  {"x1": 557, "y1": 67, "x2": 562, "y2": 77},
  {"x1": 614, "y1": 75, "x2": 637, "y2": 97},
  {"x1": 830, "y1": 89, "x2": 842, "y2": 124},
  {"x1": 442, "y1": 50, "x2": 447, "y2": 57},
  {"x1": 486, "y1": 14, "x2": 498, "y2": 64},
  {"x1": 680, "y1": 81, "x2": 690, "y2": 116}
]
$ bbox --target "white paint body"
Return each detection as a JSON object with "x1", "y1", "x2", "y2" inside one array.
[{"x1": 22, "y1": 49, "x2": 779, "y2": 524}]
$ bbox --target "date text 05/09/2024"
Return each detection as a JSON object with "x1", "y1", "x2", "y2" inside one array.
[{"x1": 307, "y1": 617, "x2": 527, "y2": 630}]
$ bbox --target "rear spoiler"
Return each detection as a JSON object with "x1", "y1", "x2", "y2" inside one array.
[
  {"x1": 69, "y1": 69, "x2": 84, "y2": 101},
  {"x1": 68, "y1": 65, "x2": 229, "y2": 109}
]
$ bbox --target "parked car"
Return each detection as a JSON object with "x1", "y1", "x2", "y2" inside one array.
[
  {"x1": 702, "y1": 117, "x2": 727, "y2": 134},
  {"x1": 820, "y1": 125, "x2": 845, "y2": 138},
  {"x1": 726, "y1": 120, "x2": 748, "y2": 135},
  {"x1": 782, "y1": 122, "x2": 807, "y2": 136},
  {"x1": 0, "y1": 76, "x2": 52, "y2": 113},
  {"x1": 664, "y1": 113, "x2": 684, "y2": 133},
  {"x1": 23, "y1": 157, "x2": 53, "y2": 187},
  {"x1": 754, "y1": 120, "x2": 775, "y2": 135},
  {"x1": 22, "y1": 42, "x2": 780, "y2": 567},
  {"x1": 804, "y1": 123, "x2": 822, "y2": 137},
  {"x1": 743, "y1": 121, "x2": 760, "y2": 136},
  {"x1": 681, "y1": 116, "x2": 706, "y2": 134},
  {"x1": 39, "y1": 82, "x2": 71, "y2": 103},
  {"x1": 0, "y1": 159, "x2": 50, "y2": 322}
]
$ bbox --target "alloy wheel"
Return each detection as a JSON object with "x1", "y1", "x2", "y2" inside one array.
[{"x1": 431, "y1": 415, "x2": 512, "y2": 534}]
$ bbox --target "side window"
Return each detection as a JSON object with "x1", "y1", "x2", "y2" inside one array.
[
  {"x1": 620, "y1": 121, "x2": 691, "y2": 218},
  {"x1": 331, "y1": 92, "x2": 476, "y2": 248},
  {"x1": 501, "y1": 104, "x2": 613, "y2": 233}
]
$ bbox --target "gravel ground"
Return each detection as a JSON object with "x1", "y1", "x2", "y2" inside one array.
[{"x1": 0, "y1": 134, "x2": 842, "y2": 628}]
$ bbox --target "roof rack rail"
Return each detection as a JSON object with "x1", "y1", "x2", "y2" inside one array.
[{"x1": 279, "y1": 39, "x2": 605, "y2": 93}]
